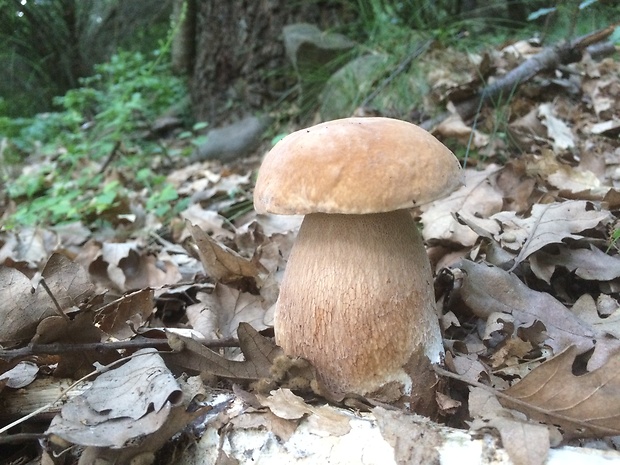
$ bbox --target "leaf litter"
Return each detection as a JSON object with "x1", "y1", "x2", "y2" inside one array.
[{"x1": 1, "y1": 27, "x2": 620, "y2": 465}]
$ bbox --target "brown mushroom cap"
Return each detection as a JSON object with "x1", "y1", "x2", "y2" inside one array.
[{"x1": 254, "y1": 117, "x2": 462, "y2": 215}]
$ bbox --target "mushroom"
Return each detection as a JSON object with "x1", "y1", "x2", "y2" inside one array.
[{"x1": 254, "y1": 117, "x2": 462, "y2": 398}]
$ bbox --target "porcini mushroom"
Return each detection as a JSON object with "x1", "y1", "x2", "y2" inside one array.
[{"x1": 254, "y1": 117, "x2": 462, "y2": 397}]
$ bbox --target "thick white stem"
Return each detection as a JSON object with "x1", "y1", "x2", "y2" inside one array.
[{"x1": 275, "y1": 210, "x2": 443, "y2": 395}]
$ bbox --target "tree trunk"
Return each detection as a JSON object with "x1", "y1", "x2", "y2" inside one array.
[{"x1": 190, "y1": 1, "x2": 335, "y2": 124}]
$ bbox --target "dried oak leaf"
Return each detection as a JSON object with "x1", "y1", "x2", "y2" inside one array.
[
  {"x1": 421, "y1": 165, "x2": 503, "y2": 247},
  {"x1": 32, "y1": 312, "x2": 115, "y2": 378},
  {"x1": 95, "y1": 288, "x2": 155, "y2": 340},
  {"x1": 572, "y1": 294, "x2": 620, "y2": 340},
  {"x1": 468, "y1": 387, "x2": 550, "y2": 465},
  {"x1": 47, "y1": 348, "x2": 182, "y2": 448},
  {"x1": 163, "y1": 322, "x2": 282, "y2": 381},
  {"x1": 0, "y1": 253, "x2": 94, "y2": 344},
  {"x1": 187, "y1": 221, "x2": 262, "y2": 283},
  {"x1": 530, "y1": 245, "x2": 620, "y2": 284},
  {"x1": 500, "y1": 345, "x2": 620, "y2": 439},
  {"x1": 491, "y1": 200, "x2": 610, "y2": 263},
  {"x1": 458, "y1": 260, "x2": 597, "y2": 355},
  {"x1": 187, "y1": 283, "x2": 269, "y2": 340}
]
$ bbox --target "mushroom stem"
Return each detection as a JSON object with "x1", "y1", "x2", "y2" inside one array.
[{"x1": 275, "y1": 210, "x2": 443, "y2": 396}]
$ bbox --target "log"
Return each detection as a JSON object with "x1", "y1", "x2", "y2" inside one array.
[{"x1": 180, "y1": 393, "x2": 620, "y2": 465}]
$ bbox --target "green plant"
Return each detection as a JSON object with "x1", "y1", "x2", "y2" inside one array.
[{"x1": 0, "y1": 46, "x2": 190, "y2": 230}]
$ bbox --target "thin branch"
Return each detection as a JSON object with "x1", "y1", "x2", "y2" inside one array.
[
  {"x1": 421, "y1": 22, "x2": 619, "y2": 131},
  {"x1": 39, "y1": 278, "x2": 70, "y2": 322},
  {"x1": 0, "y1": 336, "x2": 239, "y2": 361}
]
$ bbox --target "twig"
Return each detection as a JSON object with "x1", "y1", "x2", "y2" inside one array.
[
  {"x1": 39, "y1": 278, "x2": 70, "y2": 322},
  {"x1": 99, "y1": 139, "x2": 121, "y2": 174},
  {"x1": 0, "y1": 336, "x2": 239, "y2": 361},
  {"x1": 421, "y1": 22, "x2": 619, "y2": 131}
]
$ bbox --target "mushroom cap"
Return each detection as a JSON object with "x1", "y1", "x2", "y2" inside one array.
[{"x1": 254, "y1": 117, "x2": 462, "y2": 215}]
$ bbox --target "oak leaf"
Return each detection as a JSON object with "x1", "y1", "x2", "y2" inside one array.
[{"x1": 501, "y1": 345, "x2": 620, "y2": 439}]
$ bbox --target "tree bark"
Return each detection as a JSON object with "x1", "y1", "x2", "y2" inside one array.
[{"x1": 189, "y1": 1, "x2": 337, "y2": 124}]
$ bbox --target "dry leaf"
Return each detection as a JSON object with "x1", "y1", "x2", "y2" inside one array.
[
  {"x1": 458, "y1": 260, "x2": 597, "y2": 355},
  {"x1": 374, "y1": 406, "x2": 442, "y2": 465},
  {"x1": 468, "y1": 387, "x2": 550, "y2": 465},
  {"x1": 572, "y1": 294, "x2": 620, "y2": 340},
  {"x1": 259, "y1": 388, "x2": 352, "y2": 436},
  {"x1": 0, "y1": 253, "x2": 94, "y2": 344},
  {"x1": 538, "y1": 103, "x2": 575, "y2": 151},
  {"x1": 0, "y1": 361, "x2": 39, "y2": 389},
  {"x1": 163, "y1": 322, "x2": 282, "y2": 381},
  {"x1": 530, "y1": 245, "x2": 620, "y2": 284},
  {"x1": 95, "y1": 288, "x2": 155, "y2": 339},
  {"x1": 188, "y1": 283, "x2": 269, "y2": 340},
  {"x1": 47, "y1": 348, "x2": 181, "y2": 447},
  {"x1": 491, "y1": 200, "x2": 610, "y2": 263},
  {"x1": 188, "y1": 221, "x2": 262, "y2": 283},
  {"x1": 501, "y1": 345, "x2": 620, "y2": 439},
  {"x1": 421, "y1": 165, "x2": 503, "y2": 246}
]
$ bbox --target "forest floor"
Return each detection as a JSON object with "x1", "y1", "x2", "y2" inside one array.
[{"x1": 0, "y1": 25, "x2": 620, "y2": 465}]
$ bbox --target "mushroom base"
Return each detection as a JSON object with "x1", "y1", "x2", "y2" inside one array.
[{"x1": 275, "y1": 210, "x2": 443, "y2": 397}]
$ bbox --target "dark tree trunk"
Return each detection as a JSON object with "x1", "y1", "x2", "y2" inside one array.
[
  {"x1": 171, "y1": 0, "x2": 196, "y2": 75},
  {"x1": 190, "y1": 1, "x2": 336, "y2": 124}
]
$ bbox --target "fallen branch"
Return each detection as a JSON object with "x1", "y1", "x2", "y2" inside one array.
[
  {"x1": 421, "y1": 22, "x2": 619, "y2": 130},
  {"x1": 0, "y1": 336, "x2": 239, "y2": 361}
]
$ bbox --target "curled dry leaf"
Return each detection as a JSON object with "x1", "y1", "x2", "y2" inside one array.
[
  {"x1": 47, "y1": 348, "x2": 181, "y2": 448},
  {"x1": 163, "y1": 322, "x2": 282, "y2": 381},
  {"x1": 0, "y1": 361, "x2": 39, "y2": 389},
  {"x1": 187, "y1": 221, "x2": 262, "y2": 283},
  {"x1": 501, "y1": 345, "x2": 620, "y2": 440}
]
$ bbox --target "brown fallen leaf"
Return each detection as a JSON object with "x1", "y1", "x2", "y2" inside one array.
[
  {"x1": 530, "y1": 245, "x2": 620, "y2": 284},
  {"x1": 258, "y1": 388, "x2": 352, "y2": 436},
  {"x1": 187, "y1": 221, "x2": 263, "y2": 283},
  {"x1": 94, "y1": 288, "x2": 155, "y2": 340},
  {"x1": 458, "y1": 260, "x2": 597, "y2": 355},
  {"x1": 572, "y1": 294, "x2": 620, "y2": 340},
  {"x1": 421, "y1": 165, "x2": 503, "y2": 247},
  {"x1": 0, "y1": 253, "x2": 95, "y2": 344},
  {"x1": 47, "y1": 348, "x2": 182, "y2": 448},
  {"x1": 500, "y1": 345, "x2": 620, "y2": 439},
  {"x1": 468, "y1": 386, "x2": 550, "y2": 465},
  {"x1": 163, "y1": 322, "x2": 283, "y2": 381},
  {"x1": 491, "y1": 200, "x2": 610, "y2": 264},
  {"x1": 187, "y1": 283, "x2": 269, "y2": 340}
]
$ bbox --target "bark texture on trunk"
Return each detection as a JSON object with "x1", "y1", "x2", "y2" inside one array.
[{"x1": 190, "y1": 1, "x2": 340, "y2": 124}]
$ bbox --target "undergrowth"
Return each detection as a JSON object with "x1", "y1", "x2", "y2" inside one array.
[{"x1": 0, "y1": 49, "x2": 191, "y2": 230}]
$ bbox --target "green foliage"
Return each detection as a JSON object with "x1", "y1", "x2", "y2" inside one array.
[
  {"x1": 0, "y1": 0, "x2": 174, "y2": 117},
  {"x1": 1, "y1": 49, "x2": 189, "y2": 230}
]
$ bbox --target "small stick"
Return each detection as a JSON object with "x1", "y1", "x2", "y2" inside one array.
[{"x1": 0, "y1": 336, "x2": 239, "y2": 361}]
